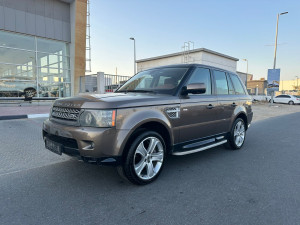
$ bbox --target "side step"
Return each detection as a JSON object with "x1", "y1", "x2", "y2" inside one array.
[{"x1": 172, "y1": 140, "x2": 227, "y2": 156}]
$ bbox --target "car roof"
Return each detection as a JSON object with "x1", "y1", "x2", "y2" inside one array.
[{"x1": 141, "y1": 63, "x2": 237, "y2": 75}]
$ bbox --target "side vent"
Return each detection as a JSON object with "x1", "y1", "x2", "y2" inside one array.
[{"x1": 165, "y1": 107, "x2": 180, "y2": 119}]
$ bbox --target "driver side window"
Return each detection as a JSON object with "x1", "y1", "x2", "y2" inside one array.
[{"x1": 187, "y1": 68, "x2": 212, "y2": 95}]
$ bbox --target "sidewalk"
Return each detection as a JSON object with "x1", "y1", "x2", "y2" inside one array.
[{"x1": 0, "y1": 101, "x2": 52, "y2": 120}]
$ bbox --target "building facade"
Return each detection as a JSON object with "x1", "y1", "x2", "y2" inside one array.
[
  {"x1": 0, "y1": 0, "x2": 87, "y2": 97},
  {"x1": 136, "y1": 48, "x2": 239, "y2": 73},
  {"x1": 247, "y1": 78, "x2": 268, "y2": 95}
]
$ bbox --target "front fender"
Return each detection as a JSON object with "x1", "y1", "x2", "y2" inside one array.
[{"x1": 115, "y1": 106, "x2": 175, "y2": 156}]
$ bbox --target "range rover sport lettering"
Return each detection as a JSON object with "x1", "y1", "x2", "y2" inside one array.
[{"x1": 43, "y1": 64, "x2": 253, "y2": 185}]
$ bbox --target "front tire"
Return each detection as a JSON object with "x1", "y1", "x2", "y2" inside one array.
[
  {"x1": 226, "y1": 118, "x2": 246, "y2": 150},
  {"x1": 118, "y1": 130, "x2": 166, "y2": 185}
]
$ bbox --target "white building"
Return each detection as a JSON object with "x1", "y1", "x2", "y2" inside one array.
[{"x1": 136, "y1": 48, "x2": 239, "y2": 73}]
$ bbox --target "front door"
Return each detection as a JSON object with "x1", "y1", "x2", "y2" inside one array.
[{"x1": 179, "y1": 67, "x2": 223, "y2": 143}]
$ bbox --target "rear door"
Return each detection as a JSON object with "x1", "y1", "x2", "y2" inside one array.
[
  {"x1": 179, "y1": 67, "x2": 222, "y2": 142},
  {"x1": 274, "y1": 95, "x2": 283, "y2": 103},
  {"x1": 282, "y1": 95, "x2": 291, "y2": 104},
  {"x1": 213, "y1": 70, "x2": 237, "y2": 133}
]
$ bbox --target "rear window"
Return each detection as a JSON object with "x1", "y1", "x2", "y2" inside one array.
[{"x1": 230, "y1": 74, "x2": 246, "y2": 95}]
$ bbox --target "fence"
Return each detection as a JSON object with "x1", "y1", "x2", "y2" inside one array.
[{"x1": 80, "y1": 73, "x2": 130, "y2": 94}]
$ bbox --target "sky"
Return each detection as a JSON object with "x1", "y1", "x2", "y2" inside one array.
[{"x1": 88, "y1": 0, "x2": 300, "y2": 81}]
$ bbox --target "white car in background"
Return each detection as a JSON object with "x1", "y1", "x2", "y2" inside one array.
[{"x1": 270, "y1": 94, "x2": 300, "y2": 105}]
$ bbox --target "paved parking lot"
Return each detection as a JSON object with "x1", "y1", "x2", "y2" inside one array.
[
  {"x1": 252, "y1": 102, "x2": 300, "y2": 122},
  {"x1": 0, "y1": 105, "x2": 299, "y2": 225}
]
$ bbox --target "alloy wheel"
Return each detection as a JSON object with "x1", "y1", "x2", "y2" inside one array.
[
  {"x1": 133, "y1": 137, "x2": 164, "y2": 180},
  {"x1": 234, "y1": 121, "x2": 245, "y2": 147}
]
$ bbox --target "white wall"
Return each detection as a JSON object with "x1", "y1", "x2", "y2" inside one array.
[{"x1": 137, "y1": 51, "x2": 237, "y2": 73}]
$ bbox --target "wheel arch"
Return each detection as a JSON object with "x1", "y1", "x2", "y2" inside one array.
[
  {"x1": 119, "y1": 120, "x2": 173, "y2": 161},
  {"x1": 235, "y1": 112, "x2": 248, "y2": 130}
]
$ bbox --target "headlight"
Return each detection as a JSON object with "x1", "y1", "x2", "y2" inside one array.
[{"x1": 79, "y1": 110, "x2": 116, "y2": 127}]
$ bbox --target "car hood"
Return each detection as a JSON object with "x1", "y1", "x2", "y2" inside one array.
[{"x1": 53, "y1": 93, "x2": 180, "y2": 109}]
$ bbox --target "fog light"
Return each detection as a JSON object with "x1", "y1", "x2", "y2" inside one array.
[{"x1": 82, "y1": 141, "x2": 95, "y2": 150}]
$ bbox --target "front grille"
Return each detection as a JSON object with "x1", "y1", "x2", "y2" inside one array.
[{"x1": 51, "y1": 106, "x2": 80, "y2": 121}]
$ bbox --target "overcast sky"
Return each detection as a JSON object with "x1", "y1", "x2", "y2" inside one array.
[{"x1": 88, "y1": 0, "x2": 300, "y2": 80}]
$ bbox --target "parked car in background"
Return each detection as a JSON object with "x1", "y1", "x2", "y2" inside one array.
[
  {"x1": 43, "y1": 64, "x2": 253, "y2": 185},
  {"x1": 270, "y1": 94, "x2": 300, "y2": 105},
  {"x1": 0, "y1": 77, "x2": 37, "y2": 97}
]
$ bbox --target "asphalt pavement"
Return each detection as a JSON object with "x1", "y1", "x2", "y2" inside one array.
[{"x1": 0, "y1": 114, "x2": 299, "y2": 225}]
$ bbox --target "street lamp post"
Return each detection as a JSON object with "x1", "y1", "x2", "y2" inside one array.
[
  {"x1": 271, "y1": 11, "x2": 288, "y2": 105},
  {"x1": 242, "y1": 59, "x2": 248, "y2": 90},
  {"x1": 129, "y1": 37, "x2": 136, "y2": 75},
  {"x1": 273, "y1": 12, "x2": 288, "y2": 69},
  {"x1": 296, "y1": 76, "x2": 299, "y2": 91}
]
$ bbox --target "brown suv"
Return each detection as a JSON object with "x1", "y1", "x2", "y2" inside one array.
[{"x1": 43, "y1": 64, "x2": 253, "y2": 185}]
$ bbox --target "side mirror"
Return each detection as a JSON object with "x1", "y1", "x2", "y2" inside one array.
[{"x1": 182, "y1": 83, "x2": 206, "y2": 95}]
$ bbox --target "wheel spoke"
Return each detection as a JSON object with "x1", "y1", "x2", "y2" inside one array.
[
  {"x1": 136, "y1": 142, "x2": 147, "y2": 158},
  {"x1": 135, "y1": 161, "x2": 147, "y2": 175},
  {"x1": 151, "y1": 152, "x2": 163, "y2": 162},
  {"x1": 147, "y1": 138, "x2": 158, "y2": 154},
  {"x1": 146, "y1": 162, "x2": 154, "y2": 178}
]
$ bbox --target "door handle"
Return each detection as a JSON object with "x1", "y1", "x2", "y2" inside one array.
[
  {"x1": 231, "y1": 103, "x2": 237, "y2": 107},
  {"x1": 206, "y1": 104, "x2": 215, "y2": 109}
]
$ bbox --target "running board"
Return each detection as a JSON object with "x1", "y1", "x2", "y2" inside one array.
[{"x1": 172, "y1": 140, "x2": 227, "y2": 156}]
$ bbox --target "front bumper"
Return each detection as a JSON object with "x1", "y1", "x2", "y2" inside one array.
[{"x1": 42, "y1": 119, "x2": 122, "y2": 166}]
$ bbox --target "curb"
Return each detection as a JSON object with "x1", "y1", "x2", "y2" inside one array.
[{"x1": 0, "y1": 113, "x2": 49, "y2": 121}]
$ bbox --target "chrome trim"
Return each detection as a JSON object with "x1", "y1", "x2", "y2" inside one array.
[{"x1": 173, "y1": 140, "x2": 227, "y2": 156}]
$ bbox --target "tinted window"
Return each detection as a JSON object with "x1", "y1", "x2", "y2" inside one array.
[
  {"x1": 226, "y1": 74, "x2": 235, "y2": 95},
  {"x1": 214, "y1": 70, "x2": 229, "y2": 95},
  {"x1": 187, "y1": 68, "x2": 211, "y2": 95},
  {"x1": 276, "y1": 95, "x2": 283, "y2": 98},
  {"x1": 230, "y1": 74, "x2": 246, "y2": 94}
]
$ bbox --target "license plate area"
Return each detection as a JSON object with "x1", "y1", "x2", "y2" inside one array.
[{"x1": 45, "y1": 138, "x2": 63, "y2": 155}]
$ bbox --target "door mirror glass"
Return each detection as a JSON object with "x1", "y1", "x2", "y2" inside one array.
[{"x1": 182, "y1": 83, "x2": 206, "y2": 95}]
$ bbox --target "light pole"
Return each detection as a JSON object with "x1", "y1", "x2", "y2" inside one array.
[
  {"x1": 296, "y1": 76, "x2": 299, "y2": 91},
  {"x1": 242, "y1": 59, "x2": 248, "y2": 90},
  {"x1": 129, "y1": 37, "x2": 136, "y2": 75},
  {"x1": 271, "y1": 11, "x2": 288, "y2": 105},
  {"x1": 273, "y1": 12, "x2": 288, "y2": 69}
]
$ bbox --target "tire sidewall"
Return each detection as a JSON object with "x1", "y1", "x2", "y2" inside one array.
[{"x1": 123, "y1": 130, "x2": 167, "y2": 185}]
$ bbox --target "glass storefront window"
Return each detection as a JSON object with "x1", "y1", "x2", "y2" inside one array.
[
  {"x1": 0, "y1": 31, "x2": 71, "y2": 97},
  {"x1": 37, "y1": 38, "x2": 69, "y2": 56},
  {"x1": 0, "y1": 30, "x2": 35, "y2": 51},
  {"x1": 0, "y1": 48, "x2": 35, "y2": 65}
]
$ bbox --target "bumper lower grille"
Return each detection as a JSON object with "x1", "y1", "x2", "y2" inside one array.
[{"x1": 51, "y1": 106, "x2": 80, "y2": 121}]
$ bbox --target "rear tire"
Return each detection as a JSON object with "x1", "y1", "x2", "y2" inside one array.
[
  {"x1": 118, "y1": 130, "x2": 166, "y2": 185},
  {"x1": 24, "y1": 88, "x2": 36, "y2": 98},
  {"x1": 226, "y1": 118, "x2": 246, "y2": 150},
  {"x1": 288, "y1": 101, "x2": 294, "y2": 105}
]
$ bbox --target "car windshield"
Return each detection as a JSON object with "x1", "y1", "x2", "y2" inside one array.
[
  {"x1": 116, "y1": 67, "x2": 188, "y2": 95},
  {"x1": 293, "y1": 95, "x2": 300, "y2": 98}
]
